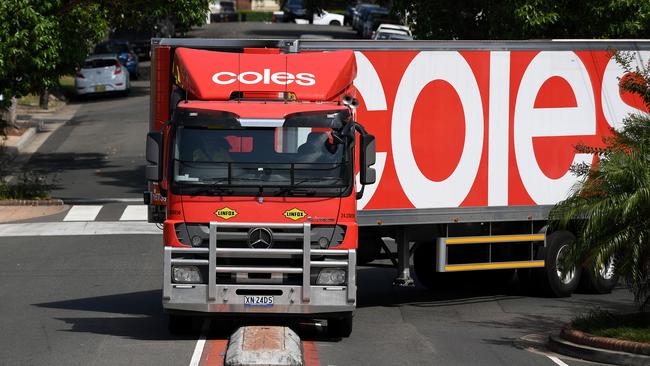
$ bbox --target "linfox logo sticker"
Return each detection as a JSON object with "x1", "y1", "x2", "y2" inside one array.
[
  {"x1": 283, "y1": 208, "x2": 307, "y2": 221},
  {"x1": 215, "y1": 207, "x2": 238, "y2": 220},
  {"x1": 212, "y1": 69, "x2": 316, "y2": 86}
]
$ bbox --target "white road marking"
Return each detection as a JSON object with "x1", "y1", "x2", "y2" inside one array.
[
  {"x1": 547, "y1": 355, "x2": 569, "y2": 366},
  {"x1": 0, "y1": 222, "x2": 160, "y2": 236},
  {"x1": 63, "y1": 205, "x2": 102, "y2": 221},
  {"x1": 64, "y1": 198, "x2": 143, "y2": 204},
  {"x1": 119, "y1": 205, "x2": 148, "y2": 221},
  {"x1": 189, "y1": 319, "x2": 211, "y2": 366}
]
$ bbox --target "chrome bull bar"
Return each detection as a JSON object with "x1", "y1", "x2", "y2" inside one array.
[{"x1": 163, "y1": 221, "x2": 356, "y2": 311}]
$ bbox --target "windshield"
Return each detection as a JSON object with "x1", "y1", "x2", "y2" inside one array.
[{"x1": 172, "y1": 124, "x2": 352, "y2": 197}]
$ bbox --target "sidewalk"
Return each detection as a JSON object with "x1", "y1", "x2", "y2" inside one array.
[{"x1": 1, "y1": 102, "x2": 79, "y2": 222}]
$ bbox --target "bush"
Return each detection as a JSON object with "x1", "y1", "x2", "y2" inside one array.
[{"x1": 0, "y1": 171, "x2": 57, "y2": 200}]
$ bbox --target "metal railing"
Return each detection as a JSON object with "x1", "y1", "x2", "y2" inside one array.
[{"x1": 436, "y1": 234, "x2": 546, "y2": 272}]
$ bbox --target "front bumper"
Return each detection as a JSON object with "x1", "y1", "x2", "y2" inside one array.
[
  {"x1": 163, "y1": 221, "x2": 356, "y2": 316},
  {"x1": 75, "y1": 81, "x2": 127, "y2": 95}
]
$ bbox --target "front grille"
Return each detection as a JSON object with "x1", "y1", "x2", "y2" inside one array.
[
  {"x1": 175, "y1": 223, "x2": 345, "y2": 249},
  {"x1": 172, "y1": 222, "x2": 346, "y2": 286}
]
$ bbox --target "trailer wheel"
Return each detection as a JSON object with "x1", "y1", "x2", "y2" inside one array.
[
  {"x1": 328, "y1": 312, "x2": 353, "y2": 338},
  {"x1": 357, "y1": 235, "x2": 383, "y2": 265},
  {"x1": 580, "y1": 256, "x2": 618, "y2": 294},
  {"x1": 168, "y1": 314, "x2": 195, "y2": 335},
  {"x1": 535, "y1": 231, "x2": 582, "y2": 297}
]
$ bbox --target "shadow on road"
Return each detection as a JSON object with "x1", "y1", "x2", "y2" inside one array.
[
  {"x1": 31, "y1": 265, "x2": 635, "y2": 344},
  {"x1": 26, "y1": 151, "x2": 145, "y2": 195},
  {"x1": 34, "y1": 290, "x2": 200, "y2": 341}
]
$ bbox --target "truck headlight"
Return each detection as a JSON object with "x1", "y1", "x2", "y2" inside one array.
[
  {"x1": 317, "y1": 268, "x2": 346, "y2": 285},
  {"x1": 172, "y1": 266, "x2": 202, "y2": 284}
]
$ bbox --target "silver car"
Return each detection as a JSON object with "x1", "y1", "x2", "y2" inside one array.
[{"x1": 75, "y1": 54, "x2": 130, "y2": 96}]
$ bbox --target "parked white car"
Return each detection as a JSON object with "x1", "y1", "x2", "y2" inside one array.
[
  {"x1": 372, "y1": 24, "x2": 413, "y2": 40},
  {"x1": 75, "y1": 55, "x2": 130, "y2": 96},
  {"x1": 294, "y1": 10, "x2": 344, "y2": 26}
]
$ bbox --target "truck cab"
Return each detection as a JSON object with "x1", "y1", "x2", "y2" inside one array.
[{"x1": 145, "y1": 45, "x2": 375, "y2": 336}]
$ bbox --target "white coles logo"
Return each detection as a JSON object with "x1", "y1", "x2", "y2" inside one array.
[{"x1": 212, "y1": 69, "x2": 316, "y2": 86}]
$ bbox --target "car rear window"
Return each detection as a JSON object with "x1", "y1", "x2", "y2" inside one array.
[{"x1": 83, "y1": 59, "x2": 117, "y2": 68}]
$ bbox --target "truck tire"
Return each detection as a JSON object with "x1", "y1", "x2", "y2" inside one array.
[
  {"x1": 535, "y1": 231, "x2": 582, "y2": 297},
  {"x1": 168, "y1": 314, "x2": 194, "y2": 335},
  {"x1": 328, "y1": 312, "x2": 353, "y2": 338},
  {"x1": 580, "y1": 257, "x2": 618, "y2": 294},
  {"x1": 357, "y1": 235, "x2": 382, "y2": 265}
]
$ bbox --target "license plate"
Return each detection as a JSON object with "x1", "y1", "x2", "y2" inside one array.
[
  {"x1": 244, "y1": 295, "x2": 274, "y2": 306},
  {"x1": 95, "y1": 85, "x2": 106, "y2": 92}
]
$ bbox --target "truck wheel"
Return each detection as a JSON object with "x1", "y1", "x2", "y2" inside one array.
[
  {"x1": 581, "y1": 256, "x2": 618, "y2": 294},
  {"x1": 535, "y1": 231, "x2": 582, "y2": 297},
  {"x1": 168, "y1": 314, "x2": 194, "y2": 335},
  {"x1": 329, "y1": 20, "x2": 341, "y2": 26},
  {"x1": 328, "y1": 313, "x2": 353, "y2": 338},
  {"x1": 357, "y1": 235, "x2": 382, "y2": 265}
]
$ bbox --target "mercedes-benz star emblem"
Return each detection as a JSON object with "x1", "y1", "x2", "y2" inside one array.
[{"x1": 248, "y1": 228, "x2": 273, "y2": 249}]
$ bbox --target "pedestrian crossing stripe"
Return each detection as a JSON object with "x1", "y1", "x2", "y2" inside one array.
[
  {"x1": 62, "y1": 204, "x2": 149, "y2": 222},
  {"x1": 63, "y1": 205, "x2": 102, "y2": 221}
]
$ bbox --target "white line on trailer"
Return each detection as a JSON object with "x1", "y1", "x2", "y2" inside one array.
[
  {"x1": 119, "y1": 205, "x2": 148, "y2": 221},
  {"x1": 189, "y1": 319, "x2": 211, "y2": 366},
  {"x1": 63, "y1": 205, "x2": 102, "y2": 221},
  {"x1": 0, "y1": 222, "x2": 160, "y2": 236},
  {"x1": 546, "y1": 355, "x2": 569, "y2": 366}
]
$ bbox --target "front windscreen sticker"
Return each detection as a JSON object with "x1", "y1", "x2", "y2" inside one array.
[
  {"x1": 284, "y1": 208, "x2": 307, "y2": 221},
  {"x1": 215, "y1": 207, "x2": 238, "y2": 220}
]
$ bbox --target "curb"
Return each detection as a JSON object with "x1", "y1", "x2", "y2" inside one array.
[
  {"x1": 3, "y1": 128, "x2": 36, "y2": 157},
  {"x1": 548, "y1": 333, "x2": 650, "y2": 366},
  {"x1": 0, "y1": 199, "x2": 64, "y2": 206},
  {"x1": 561, "y1": 327, "x2": 650, "y2": 356},
  {"x1": 225, "y1": 326, "x2": 303, "y2": 366}
]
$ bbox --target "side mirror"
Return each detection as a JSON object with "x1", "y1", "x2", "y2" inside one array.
[
  {"x1": 359, "y1": 133, "x2": 376, "y2": 185},
  {"x1": 146, "y1": 132, "x2": 162, "y2": 181}
]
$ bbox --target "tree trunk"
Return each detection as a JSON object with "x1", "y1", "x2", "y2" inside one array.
[
  {"x1": 39, "y1": 90, "x2": 49, "y2": 110},
  {"x1": 6, "y1": 97, "x2": 17, "y2": 130}
]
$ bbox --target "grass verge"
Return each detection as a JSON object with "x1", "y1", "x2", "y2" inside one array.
[
  {"x1": 239, "y1": 11, "x2": 273, "y2": 22},
  {"x1": 572, "y1": 311, "x2": 650, "y2": 344}
]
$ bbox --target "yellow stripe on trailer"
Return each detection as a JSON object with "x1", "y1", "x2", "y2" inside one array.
[
  {"x1": 445, "y1": 234, "x2": 545, "y2": 245},
  {"x1": 445, "y1": 260, "x2": 545, "y2": 272}
]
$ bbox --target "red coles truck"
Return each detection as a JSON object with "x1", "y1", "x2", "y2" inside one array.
[{"x1": 145, "y1": 39, "x2": 650, "y2": 337}]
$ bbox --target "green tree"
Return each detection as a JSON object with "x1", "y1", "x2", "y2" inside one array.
[
  {"x1": 0, "y1": 0, "x2": 209, "y2": 133},
  {"x1": 391, "y1": 0, "x2": 650, "y2": 40},
  {"x1": 106, "y1": 0, "x2": 210, "y2": 36},
  {"x1": 550, "y1": 52, "x2": 650, "y2": 310},
  {"x1": 0, "y1": 1, "x2": 109, "y2": 128},
  {"x1": 0, "y1": 0, "x2": 61, "y2": 126}
]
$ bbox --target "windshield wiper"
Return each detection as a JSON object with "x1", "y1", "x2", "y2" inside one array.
[
  {"x1": 188, "y1": 178, "x2": 234, "y2": 196},
  {"x1": 273, "y1": 178, "x2": 325, "y2": 197}
]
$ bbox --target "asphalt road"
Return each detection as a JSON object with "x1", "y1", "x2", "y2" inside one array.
[
  {"x1": 24, "y1": 72, "x2": 150, "y2": 201},
  {"x1": 0, "y1": 22, "x2": 638, "y2": 366}
]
